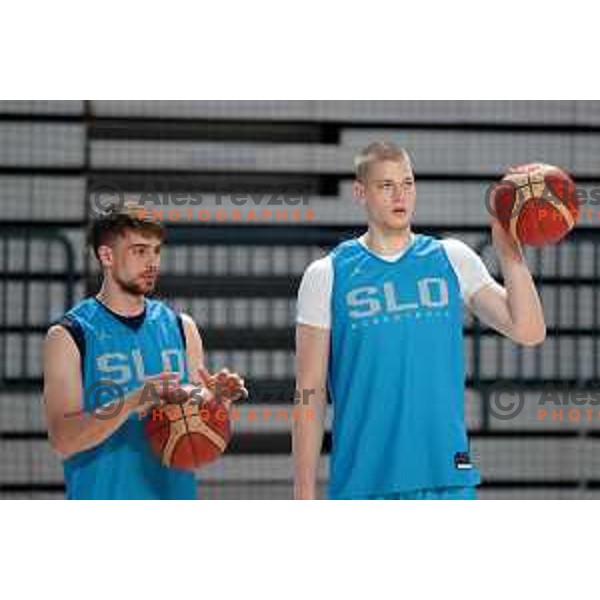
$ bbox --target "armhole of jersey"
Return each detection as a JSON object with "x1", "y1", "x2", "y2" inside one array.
[
  {"x1": 328, "y1": 253, "x2": 335, "y2": 330},
  {"x1": 56, "y1": 315, "x2": 86, "y2": 378},
  {"x1": 439, "y1": 240, "x2": 465, "y2": 302},
  {"x1": 441, "y1": 238, "x2": 496, "y2": 305},
  {"x1": 176, "y1": 314, "x2": 187, "y2": 350}
]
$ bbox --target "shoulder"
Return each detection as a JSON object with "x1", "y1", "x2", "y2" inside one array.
[
  {"x1": 440, "y1": 237, "x2": 477, "y2": 257},
  {"x1": 179, "y1": 312, "x2": 200, "y2": 337},
  {"x1": 179, "y1": 312, "x2": 197, "y2": 328},
  {"x1": 151, "y1": 298, "x2": 200, "y2": 332},
  {"x1": 302, "y1": 254, "x2": 333, "y2": 278},
  {"x1": 297, "y1": 255, "x2": 334, "y2": 329},
  {"x1": 299, "y1": 255, "x2": 334, "y2": 295},
  {"x1": 412, "y1": 233, "x2": 447, "y2": 255},
  {"x1": 145, "y1": 300, "x2": 196, "y2": 341},
  {"x1": 146, "y1": 298, "x2": 171, "y2": 314},
  {"x1": 177, "y1": 312, "x2": 202, "y2": 354},
  {"x1": 329, "y1": 238, "x2": 362, "y2": 261},
  {"x1": 48, "y1": 298, "x2": 97, "y2": 352},
  {"x1": 439, "y1": 237, "x2": 484, "y2": 270},
  {"x1": 439, "y1": 237, "x2": 495, "y2": 301},
  {"x1": 45, "y1": 320, "x2": 81, "y2": 358},
  {"x1": 46, "y1": 322, "x2": 73, "y2": 343},
  {"x1": 61, "y1": 297, "x2": 101, "y2": 325},
  {"x1": 146, "y1": 298, "x2": 180, "y2": 323}
]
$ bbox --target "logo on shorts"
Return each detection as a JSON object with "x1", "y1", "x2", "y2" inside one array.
[{"x1": 454, "y1": 451, "x2": 473, "y2": 470}]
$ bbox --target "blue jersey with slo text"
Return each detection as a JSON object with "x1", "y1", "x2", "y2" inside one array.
[
  {"x1": 328, "y1": 235, "x2": 480, "y2": 498},
  {"x1": 59, "y1": 297, "x2": 197, "y2": 500}
]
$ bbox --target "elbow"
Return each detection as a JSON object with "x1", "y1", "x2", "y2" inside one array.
[
  {"x1": 49, "y1": 438, "x2": 68, "y2": 458},
  {"x1": 512, "y1": 324, "x2": 546, "y2": 347},
  {"x1": 47, "y1": 428, "x2": 75, "y2": 459},
  {"x1": 49, "y1": 435, "x2": 70, "y2": 459}
]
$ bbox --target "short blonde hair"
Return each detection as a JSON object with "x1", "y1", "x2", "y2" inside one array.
[{"x1": 354, "y1": 141, "x2": 413, "y2": 182}]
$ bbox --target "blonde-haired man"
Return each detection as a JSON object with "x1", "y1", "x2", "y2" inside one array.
[{"x1": 293, "y1": 141, "x2": 545, "y2": 500}]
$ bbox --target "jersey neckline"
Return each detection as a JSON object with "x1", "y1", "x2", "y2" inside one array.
[
  {"x1": 93, "y1": 297, "x2": 147, "y2": 331},
  {"x1": 355, "y1": 233, "x2": 419, "y2": 265}
]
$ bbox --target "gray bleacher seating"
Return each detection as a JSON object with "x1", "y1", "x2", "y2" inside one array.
[
  {"x1": 2, "y1": 100, "x2": 600, "y2": 499},
  {"x1": 342, "y1": 128, "x2": 600, "y2": 176},
  {"x1": 91, "y1": 100, "x2": 600, "y2": 125},
  {"x1": 2, "y1": 436, "x2": 599, "y2": 488},
  {"x1": 0, "y1": 101, "x2": 83, "y2": 116},
  {"x1": 0, "y1": 123, "x2": 85, "y2": 168},
  {"x1": 89, "y1": 131, "x2": 600, "y2": 176},
  {"x1": 0, "y1": 177, "x2": 86, "y2": 221}
]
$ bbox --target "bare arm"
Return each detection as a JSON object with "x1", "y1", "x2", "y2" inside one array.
[
  {"x1": 180, "y1": 313, "x2": 206, "y2": 382},
  {"x1": 180, "y1": 313, "x2": 246, "y2": 402},
  {"x1": 43, "y1": 325, "x2": 177, "y2": 458},
  {"x1": 470, "y1": 221, "x2": 546, "y2": 346},
  {"x1": 293, "y1": 323, "x2": 329, "y2": 499}
]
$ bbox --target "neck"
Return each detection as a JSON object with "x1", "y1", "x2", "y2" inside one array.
[
  {"x1": 96, "y1": 278, "x2": 145, "y2": 316},
  {"x1": 363, "y1": 224, "x2": 413, "y2": 256}
]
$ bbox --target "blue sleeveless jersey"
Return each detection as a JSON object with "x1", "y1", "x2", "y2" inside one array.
[
  {"x1": 328, "y1": 235, "x2": 480, "y2": 499},
  {"x1": 60, "y1": 297, "x2": 197, "y2": 500}
]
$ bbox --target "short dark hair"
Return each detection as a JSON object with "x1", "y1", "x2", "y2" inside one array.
[{"x1": 87, "y1": 201, "x2": 165, "y2": 260}]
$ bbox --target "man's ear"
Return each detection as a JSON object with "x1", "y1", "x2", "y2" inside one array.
[
  {"x1": 97, "y1": 245, "x2": 113, "y2": 269},
  {"x1": 353, "y1": 180, "x2": 367, "y2": 207}
]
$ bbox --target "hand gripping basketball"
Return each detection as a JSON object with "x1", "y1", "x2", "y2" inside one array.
[
  {"x1": 144, "y1": 366, "x2": 248, "y2": 471},
  {"x1": 196, "y1": 366, "x2": 249, "y2": 404},
  {"x1": 491, "y1": 163, "x2": 577, "y2": 247}
]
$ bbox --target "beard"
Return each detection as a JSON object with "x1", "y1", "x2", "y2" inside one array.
[{"x1": 114, "y1": 272, "x2": 157, "y2": 296}]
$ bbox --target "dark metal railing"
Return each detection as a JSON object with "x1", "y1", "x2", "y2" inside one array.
[
  {"x1": 2, "y1": 224, "x2": 599, "y2": 405},
  {"x1": 0, "y1": 228, "x2": 76, "y2": 388}
]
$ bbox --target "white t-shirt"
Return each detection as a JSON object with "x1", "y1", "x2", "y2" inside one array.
[{"x1": 296, "y1": 235, "x2": 496, "y2": 329}]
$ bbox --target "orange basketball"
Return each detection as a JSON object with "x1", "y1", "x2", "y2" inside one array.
[
  {"x1": 491, "y1": 163, "x2": 578, "y2": 246},
  {"x1": 144, "y1": 398, "x2": 231, "y2": 471}
]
